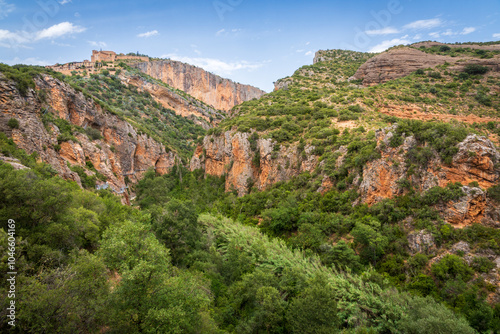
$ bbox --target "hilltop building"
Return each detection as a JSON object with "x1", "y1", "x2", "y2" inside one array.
[
  {"x1": 91, "y1": 50, "x2": 149, "y2": 63},
  {"x1": 46, "y1": 50, "x2": 149, "y2": 76}
]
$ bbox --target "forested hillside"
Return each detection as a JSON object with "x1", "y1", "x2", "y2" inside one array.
[{"x1": 1, "y1": 41, "x2": 500, "y2": 333}]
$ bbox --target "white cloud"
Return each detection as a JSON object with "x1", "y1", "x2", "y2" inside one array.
[
  {"x1": 161, "y1": 54, "x2": 268, "y2": 75},
  {"x1": 461, "y1": 27, "x2": 476, "y2": 35},
  {"x1": 365, "y1": 27, "x2": 400, "y2": 35},
  {"x1": 0, "y1": 0, "x2": 15, "y2": 19},
  {"x1": 369, "y1": 38, "x2": 411, "y2": 53},
  {"x1": 494, "y1": 33, "x2": 500, "y2": 39},
  {"x1": 305, "y1": 51, "x2": 314, "y2": 56},
  {"x1": 413, "y1": 34, "x2": 422, "y2": 40},
  {"x1": 35, "y1": 22, "x2": 85, "y2": 40},
  {"x1": 0, "y1": 29, "x2": 30, "y2": 45},
  {"x1": 59, "y1": 0, "x2": 71, "y2": 4},
  {"x1": 137, "y1": 30, "x2": 158, "y2": 38},
  {"x1": 404, "y1": 18, "x2": 443, "y2": 30},
  {"x1": 429, "y1": 32, "x2": 441, "y2": 38},
  {"x1": 51, "y1": 40, "x2": 73, "y2": 47},
  {"x1": 215, "y1": 28, "x2": 242, "y2": 37},
  {"x1": 0, "y1": 22, "x2": 85, "y2": 48},
  {"x1": 2, "y1": 57, "x2": 50, "y2": 66},
  {"x1": 88, "y1": 41, "x2": 107, "y2": 48},
  {"x1": 191, "y1": 44, "x2": 201, "y2": 56},
  {"x1": 436, "y1": 27, "x2": 476, "y2": 37}
]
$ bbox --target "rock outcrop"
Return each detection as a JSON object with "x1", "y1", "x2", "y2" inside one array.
[
  {"x1": 0, "y1": 73, "x2": 177, "y2": 203},
  {"x1": 408, "y1": 230, "x2": 436, "y2": 255},
  {"x1": 350, "y1": 47, "x2": 500, "y2": 86},
  {"x1": 122, "y1": 75, "x2": 224, "y2": 129},
  {"x1": 135, "y1": 60, "x2": 266, "y2": 111},
  {"x1": 358, "y1": 127, "x2": 500, "y2": 226},
  {"x1": 190, "y1": 131, "x2": 318, "y2": 196},
  {"x1": 350, "y1": 47, "x2": 450, "y2": 86}
]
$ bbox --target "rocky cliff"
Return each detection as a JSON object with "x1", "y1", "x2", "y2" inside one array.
[
  {"x1": 122, "y1": 74, "x2": 224, "y2": 129},
  {"x1": 190, "y1": 131, "x2": 318, "y2": 196},
  {"x1": 0, "y1": 73, "x2": 176, "y2": 203},
  {"x1": 135, "y1": 60, "x2": 266, "y2": 111},
  {"x1": 192, "y1": 124, "x2": 499, "y2": 226},
  {"x1": 356, "y1": 127, "x2": 500, "y2": 227},
  {"x1": 350, "y1": 47, "x2": 500, "y2": 86}
]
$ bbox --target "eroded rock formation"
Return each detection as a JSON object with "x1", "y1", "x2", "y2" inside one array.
[
  {"x1": 122, "y1": 75, "x2": 224, "y2": 129},
  {"x1": 0, "y1": 73, "x2": 177, "y2": 203},
  {"x1": 135, "y1": 60, "x2": 266, "y2": 111},
  {"x1": 190, "y1": 131, "x2": 318, "y2": 196},
  {"x1": 350, "y1": 47, "x2": 500, "y2": 86},
  {"x1": 358, "y1": 127, "x2": 500, "y2": 226}
]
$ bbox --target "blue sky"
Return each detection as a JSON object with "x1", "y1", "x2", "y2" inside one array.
[{"x1": 0, "y1": 0, "x2": 499, "y2": 92}]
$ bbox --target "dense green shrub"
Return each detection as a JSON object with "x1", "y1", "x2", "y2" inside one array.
[
  {"x1": 487, "y1": 185, "x2": 500, "y2": 202},
  {"x1": 85, "y1": 127, "x2": 102, "y2": 141},
  {"x1": 7, "y1": 118, "x2": 19, "y2": 129},
  {"x1": 463, "y1": 64, "x2": 489, "y2": 75},
  {"x1": 431, "y1": 254, "x2": 474, "y2": 281}
]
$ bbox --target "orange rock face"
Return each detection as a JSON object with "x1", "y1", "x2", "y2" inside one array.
[
  {"x1": 359, "y1": 127, "x2": 500, "y2": 227},
  {"x1": 135, "y1": 61, "x2": 266, "y2": 111},
  {"x1": 0, "y1": 73, "x2": 177, "y2": 203},
  {"x1": 190, "y1": 131, "x2": 318, "y2": 196},
  {"x1": 123, "y1": 75, "x2": 224, "y2": 129}
]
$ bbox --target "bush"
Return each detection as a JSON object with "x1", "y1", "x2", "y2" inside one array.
[
  {"x1": 463, "y1": 64, "x2": 489, "y2": 75},
  {"x1": 487, "y1": 185, "x2": 500, "y2": 202},
  {"x1": 431, "y1": 254, "x2": 474, "y2": 281},
  {"x1": 7, "y1": 118, "x2": 19, "y2": 129},
  {"x1": 85, "y1": 127, "x2": 102, "y2": 141},
  {"x1": 471, "y1": 256, "x2": 495, "y2": 273}
]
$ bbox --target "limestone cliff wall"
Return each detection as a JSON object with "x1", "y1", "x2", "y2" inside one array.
[
  {"x1": 0, "y1": 73, "x2": 177, "y2": 203},
  {"x1": 122, "y1": 75, "x2": 224, "y2": 129},
  {"x1": 190, "y1": 131, "x2": 318, "y2": 196},
  {"x1": 135, "y1": 61, "x2": 266, "y2": 111}
]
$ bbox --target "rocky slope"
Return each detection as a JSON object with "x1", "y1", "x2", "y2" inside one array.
[
  {"x1": 122, "y1": 74, "x2": 224, "y2": 129},
  {"x1": 190, "y1": 131, "x2": 318, "y2": 196},
  {"x1": 0, "y1": 72, "x2": 176, "y2": 203},
  {"x1": 356, "y1": 127, "x2": 500, "y2": 227},
  {"x1": 135, "y1": 60, "x2": 266, "y2": 111},
  {"x1": 350, "y1": 46, "x2": 500, "y2": 86},
  {"x1": 192, "y1": 123, "x2": 500, "y2": 226}
]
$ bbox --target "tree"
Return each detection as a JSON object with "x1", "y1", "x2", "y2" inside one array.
[
  {"x1": 99, "y1": 220, "x2": 217, "y2": 333},
  {"x1": 351, "y1": 220, "x2": 388, "y2": 266},
  {"x1": 398, "y1": 296, "x2": 475, "y2": 334},
  {"x1": 286, "y1": 275, "x2": 339, "y2": 334},
  {"x1": 320, "y1": 240, "x2": 361, "y2": 272},
  {"x1": 14, "y1": 252, "x2": 110, "y2": 333},
  {"x1": 150, "y1": 199, "x2": 201, "y2": 266}
]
